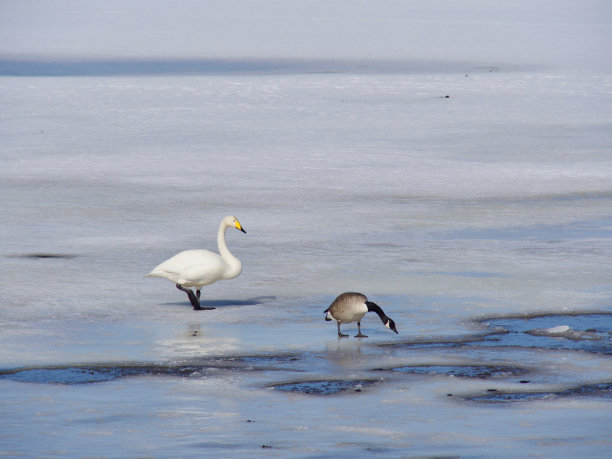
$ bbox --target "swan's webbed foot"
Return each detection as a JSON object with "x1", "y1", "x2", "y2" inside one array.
[{"x1": 192, "y1": 289, "x2": 215, "y2": 310}]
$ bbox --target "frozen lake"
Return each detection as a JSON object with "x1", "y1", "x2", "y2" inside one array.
[{"x1": 1, "y1": 1, "x2": 612, "y2": 457}]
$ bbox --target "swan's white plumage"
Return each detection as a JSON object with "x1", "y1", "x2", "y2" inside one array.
[
  {"x1": 146, "y1": 215, "x2": 245, "y2": 289},
  {"x1": 147, "y1": 249, "x2": 236, "y2": 287}
]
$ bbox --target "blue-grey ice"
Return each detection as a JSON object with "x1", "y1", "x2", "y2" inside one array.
[{"x1": 1, "y1": 1, "x2": 611, "y2": 457}]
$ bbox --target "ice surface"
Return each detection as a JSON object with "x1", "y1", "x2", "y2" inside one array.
[
  {"x1": 543, "y1": 325, "x2": 571, "y2": 334},
  {"x1": 1, "y1": 0, "x2": 612, "y2": 457}
]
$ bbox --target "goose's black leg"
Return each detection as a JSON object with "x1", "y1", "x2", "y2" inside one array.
[
  {"x1": 196, "y1": 290, "x2": 201, "y2": 300},
  {"x1": 337, "y1": 322, "x2": 349, "y2": 338},
  {"x1": 355, "y1": 321, "x2": 368, "y2": 338}
]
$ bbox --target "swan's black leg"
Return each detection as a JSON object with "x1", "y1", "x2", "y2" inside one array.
[
  {"x1": 174, "y1": 285, "x2": 215, "y2": 311},
  {"x1": 195, "y1": 289, "x2": 215, "y2": 310},
  {"x1": 355, "y1": 321, "x2": 368, "y2": 338},
  {"x1": 337, "y1": 322, "x2": 349, "y2": 338},
  {"x1": 176, "y1": 284, "x2": 206, "y2": 310}
]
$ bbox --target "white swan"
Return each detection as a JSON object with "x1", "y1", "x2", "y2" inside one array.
[
  {"x1": 324, "y1": 292, "x2": 398, "y2": 338},
  {"x1": 146, "y1": 215, "x2": 246, "y2": 310}
]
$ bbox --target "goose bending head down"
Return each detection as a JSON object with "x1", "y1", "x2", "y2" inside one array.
[
  {"x1": 324, "y1": 292, "x2": 398, "y2": 338},
  {"x1": 146, "y1": 215, "x2": 246, "y2": 310}
]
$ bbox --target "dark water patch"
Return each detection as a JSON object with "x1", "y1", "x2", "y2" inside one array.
[
  {"x1": 270, "y1": 378, "x2": 380, "y2": 395},
  {"x1": 0, "y1": 364, "x2": 216, "y2": 385},
  {"x1": 375, "y1": 364, "x2": 527, "y2": 379},
  {"x1": 0, "y1": 366, "x2": 157, "y2": 384},
  {"x1": 476, "y1": 312, "x2": 612, "y2": 354},
  {"x1": 0, "y1": 354, "x2": 304, "y2": 385},
  {"x1": 214, "y1": 354, "x2": 303, "y2": 371},
  {"x1": 566, "y1": 382, "x2": 612, "y2": 397},
  {"x1": 469, "y1": 392, "x2": 552, "y2": 403},
  {"x1": 8, "y1": 253, "x2": 77, "y2": 259},
  {"x1": 238, "y1": 354, "x2": 300, "y2": 366},
  {"x1": 468, "y1": 382, "x2": 612, "y2": 403}
]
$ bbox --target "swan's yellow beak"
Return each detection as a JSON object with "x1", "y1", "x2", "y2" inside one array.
[{"x1": 235, "y1": 220, "x2": 246, "y2": 234}]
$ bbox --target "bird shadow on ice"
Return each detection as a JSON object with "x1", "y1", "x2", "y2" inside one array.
[{"x1": 163, "y1": 296, "x2": 276, "y2": 309}]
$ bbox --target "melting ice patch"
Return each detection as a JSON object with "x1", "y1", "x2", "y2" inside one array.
[
  {"x1": 476, "y1": 313, "x2": 612, "y2": 354},
  {"x1": 269, "y1": 379, "x2": 381, "y2": 395},
  {"x1": 376, "y1": 364, "x2": 527, "y2": 379},
  {"x1": 525, "y1": 325, "x2": 602, "y2": 341},
  {"x1": 468, "y1": 382, "x2": 612, "y2": 403},
  {"x1": 0, "y1": 355, "x2": 302, "y2": 385}
]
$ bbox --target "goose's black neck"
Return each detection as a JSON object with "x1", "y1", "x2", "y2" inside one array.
[{"x1": 366, "y1": 301, "x2": 389, "y2": 323}]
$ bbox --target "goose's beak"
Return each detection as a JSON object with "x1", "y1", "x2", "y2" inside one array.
[{"x1": 236, "y1": 221, "x2": 246, "y2": 234}]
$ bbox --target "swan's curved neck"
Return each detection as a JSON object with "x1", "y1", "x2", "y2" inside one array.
[{"x1": 217, "y1": 222, "x2": 242, "y2": 277}]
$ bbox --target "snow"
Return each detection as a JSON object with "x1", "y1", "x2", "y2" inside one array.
[{"x1": 1, "y1": 0, "x2": 612, "y2": 457}]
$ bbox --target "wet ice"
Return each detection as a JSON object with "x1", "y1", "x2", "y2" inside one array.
[
  {"x1": 2, "y1": 0, "x2": 612, "y2": 457},
  {"x1": 479, "y1": 313, "x2": 612, "y2": 354}
]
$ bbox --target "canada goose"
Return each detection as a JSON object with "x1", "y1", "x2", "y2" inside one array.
[
  {"x1": 324, "y1": 292, "x2": 398, "y2": 338},
  {"x1": 146, "y1": 215, "x2": 246, "y2": 310}
]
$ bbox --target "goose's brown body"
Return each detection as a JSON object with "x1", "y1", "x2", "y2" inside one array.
[{"x1": 324, "y1": 292, "x2": 398, "y2": 338}]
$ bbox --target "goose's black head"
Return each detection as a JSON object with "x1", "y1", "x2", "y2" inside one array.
[{"x1": 385, "y1": 318, "x2": 398, "y2": 334}]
